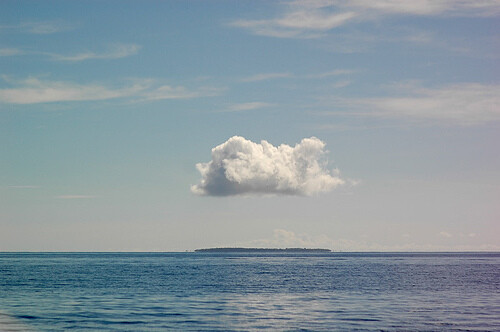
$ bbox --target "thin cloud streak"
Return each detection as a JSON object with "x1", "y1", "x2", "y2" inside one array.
[
  {"x1": 0, "y1": 21, "x2": 72, "y2": 34},
  {"x1": 240, "y1": 69, "x2": 355, "y2": 82},
  {"x1": 224, "y1": 102, "x2": 273, "y2": 112},
  {"x1": 306, "y1": 69, "x2": 357, "y2": 79},
  {"x1": 0, "y1": 78, "x2": 146, "y2": 104},
  {"x1": 8, "y1": 185, "x2": 40, "y2": 189},
  {"x1": 240, "y1": 72, "x2": 293, "y2": 82},
  {"x1": 231, "y1": 0, "x2": 500, "y2": 38},
  {"x1": 231, "y1": 11, "x2": 357, "y2": 38},
  {"x1": 332, "y1": 80, "x2": 352, "y2": 88},
  {"x1": 56, "y1": 195, "x2": 96, "y2": 199},
  {"x1": 0, "y1": 77, "x2": 222, "y2": 104},
  {"x1": 0, "y1": 48, "x2": 23, "y2": 56},
  {"x1": 143, "y1": 85, "x2": 223, "y2": 101},
  {"x1": 22, "y1": 21, "x2": 71, "y2": 34},
  {"x1": 49, "y1": 44, "x2": 141, "y2": 62},
  {"x1": 324, "y1": 83, "x2": 500, "y2": 126},
  {"x1": 346, "y1": 0, "x2": 500, "y2": 16}
]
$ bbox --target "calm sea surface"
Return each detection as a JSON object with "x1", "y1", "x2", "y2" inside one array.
[{"x1": 0, "y1": 252, "x2": 498, "y2": 331}]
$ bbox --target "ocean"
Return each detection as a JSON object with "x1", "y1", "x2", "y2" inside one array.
[{"x1": 0, "y1": 252, "x2": 498, "y2": 331}]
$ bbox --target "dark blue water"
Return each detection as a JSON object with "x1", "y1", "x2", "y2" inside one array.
[{"x1": 0, "y1": 252, "x2": 499, "y2": 331}]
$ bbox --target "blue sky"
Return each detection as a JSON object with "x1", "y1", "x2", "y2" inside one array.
[{"x1": 1, "y1": 0, "x2": 499, "y2": 251}]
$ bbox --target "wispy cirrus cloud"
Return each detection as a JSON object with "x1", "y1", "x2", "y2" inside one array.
[
  {"x1": 0, "y1": 21, "x2": 72, "y2": 34},
  {"x1": 143, "y1": 85, "x2": 223, "y2": 101},
  {"x1": 232, "y1": 11, "x2": 356, "y2": 38},
  {"x1": 0, "y1": 77, "x2": 222, "y2": 104},
  {"x1": 49, "y1": 43, "x2": 141, "y2": 62},
  {"x1": 224, "y1": 102, "x2": 273, "y2": 112},
  {"x1": 331, "y1": 80, "x2": 352, "y2": 88},
  {"x1": 240, "y1": 69, "x2": 355, "y2": 82},
  {"x1": 0, "y1": 48, "x2": 23, "y2": 56},
  {"x1": 22, "y1": 21, "x2": 72, "y2": 34},
  {"x1": 56, "y1": 195, "x2": 96, "y2": 199},
  {"x1": 323, "y1": 82, "x2": 500, "y2": 126},
  {"x1": 7, "y1": 185, "x2": 40, "y2": 189},
  {"x1": 306, "y1": 69, "x2": 357, "y2": 79},
  {"x1": 240, "y1": 72, "x2": 293, "y2": 82},
  {"x1": 231, "y1": 0, "x2": 500, "y2": 38},
  {"x1": 0, "y1": 77, "x2": 145, "y2": 104},
  {"x1": 0, "y1": 43, "x2": 140, "y2": 62},
  {"x1": 346, "y1": 0, "x2": 500, "y2": 16}
]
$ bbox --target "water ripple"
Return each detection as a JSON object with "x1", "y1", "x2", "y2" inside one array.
[{"x1": 0, "y1": 252, "x2": 498, "y2": 331}]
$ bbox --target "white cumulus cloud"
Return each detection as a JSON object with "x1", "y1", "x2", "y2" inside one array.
[{"x1": 191, "y1": 136, "x2": 344, "y2": 196}]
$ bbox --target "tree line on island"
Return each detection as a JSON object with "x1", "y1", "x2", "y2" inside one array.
[{"x1": 194, "y1": 248, "x2": 331, "y2": 253}]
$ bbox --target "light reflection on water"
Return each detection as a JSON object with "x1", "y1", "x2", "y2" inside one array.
[{"x1": 0, "y1": 252, "x2": 499, "y2": 331}]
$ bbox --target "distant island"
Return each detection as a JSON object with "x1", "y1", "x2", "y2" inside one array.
[{"x1": 194, "y1": 247, "x2": 331, "y2": 253}]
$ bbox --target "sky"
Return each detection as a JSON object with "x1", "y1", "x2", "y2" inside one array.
[{"x1": 1, "y1": 0, "x2": 499, "y2": 251}]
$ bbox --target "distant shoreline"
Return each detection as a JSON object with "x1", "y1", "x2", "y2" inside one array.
[{"x1": 194, "y1": 247, "x2": 331, "y2": 253}]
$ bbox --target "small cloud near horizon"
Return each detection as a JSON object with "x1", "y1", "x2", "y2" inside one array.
[
  {"x1": 439, "y1": 231, "x2": 453, "y2": 238},
  {"x1": 250, "y1": 229, "x2": 334, "y2": 248}
]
